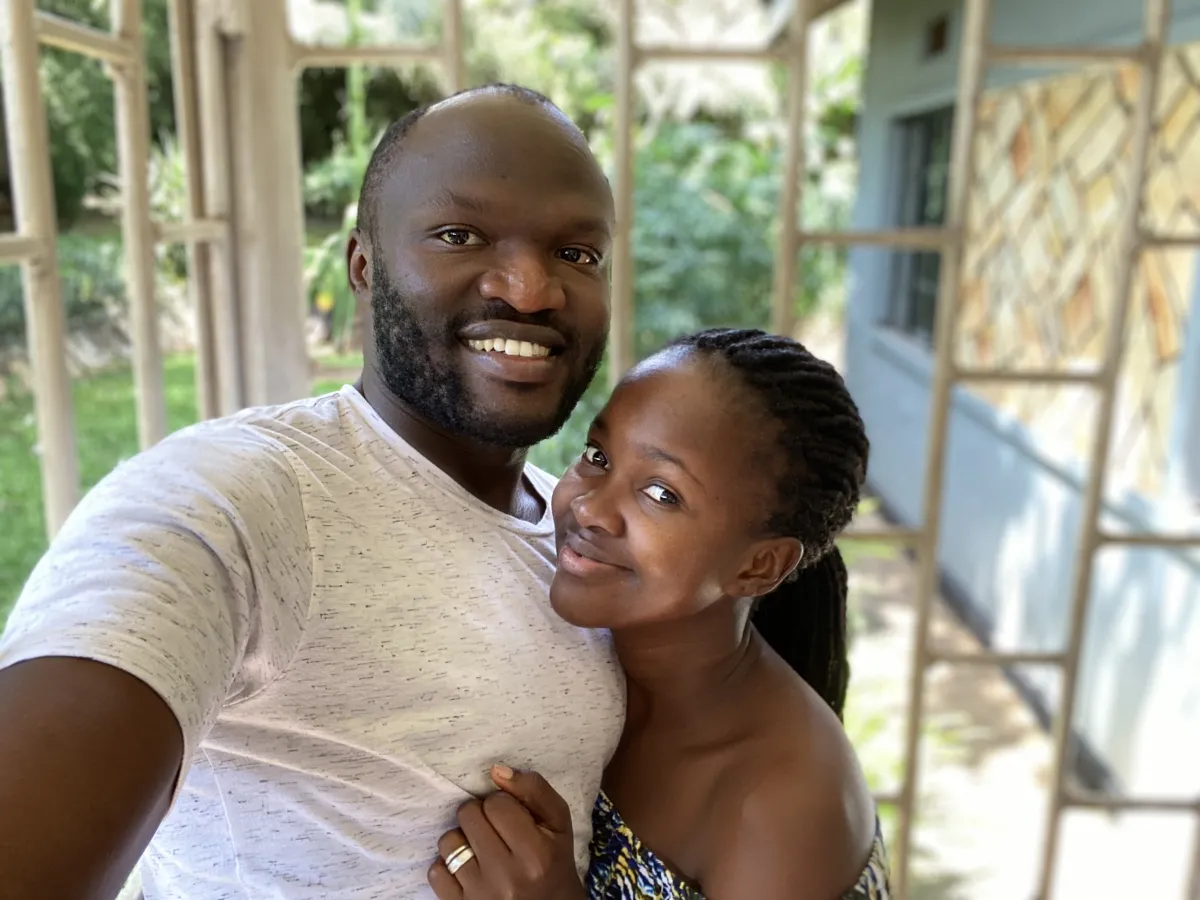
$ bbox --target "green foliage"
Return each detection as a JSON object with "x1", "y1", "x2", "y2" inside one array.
[
  {"x1": 631, "y1": 122, "x2": 783, "y2": 357},
  {"x1": 526, "y1": 359, "x2": 611, "y2": 478},
  {"x1": 304, "y1": 201, "x2": 360, "y2": 350},
  {"x1": 39, "y1": 47, "x2": 113, "y2": 228},
  {"x1": 146, "y1": 138, "x2": 190, "y2": 282},
  {"x1": 0, "y1": 233, "x2": 126, "y2": 350},
  {"x1": 0, "y1": 139, "x2": 188, "y2": 358},
  {"x1": 296, "y1": 65, "x2": 441, "y2": 169},
  {"x1": 303, "y1": 139, "x2": 370, "y2": 224},
  {"x1": 0, "y1": 356, "x2": 200, "y2": 622},
  {"x1": 346, "y1": 0, "x2": 369, "y2": 155},
  {"x1": 11, "y1": 0, "x2": 176, "y2": 227},
  {"x1": 466, "y1": 0, "x2": 613, "y2": 136}
]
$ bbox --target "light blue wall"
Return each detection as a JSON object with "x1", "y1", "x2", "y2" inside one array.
[{"x1": 846, "y1": 0, "x2": 1200, "y2": 795}]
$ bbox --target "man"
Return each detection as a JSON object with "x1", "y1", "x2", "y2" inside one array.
[{"x1": 0, "y1": 85, "x2": 624, "y2": 899}]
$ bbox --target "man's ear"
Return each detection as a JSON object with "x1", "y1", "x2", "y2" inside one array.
[
  {"x1": 723, "y1": 537, "x2": 804, "y2": 600},
  {"x1": 347, "y1": 228, "x2": 372, "y2": 300}
]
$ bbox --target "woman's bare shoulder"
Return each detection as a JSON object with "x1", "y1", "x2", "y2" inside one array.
[{"x1": 700, "y1": 683, "x2": 879, "y2": 899}]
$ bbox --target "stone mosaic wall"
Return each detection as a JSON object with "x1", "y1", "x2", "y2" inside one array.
[{"x1": 958, "y1": 47, "x2": 1199, "y2": 498}]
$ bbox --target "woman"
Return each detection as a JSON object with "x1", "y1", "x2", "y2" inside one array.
[{"x1": 427, "y1": 328, "x2": 890, "y2": 900}]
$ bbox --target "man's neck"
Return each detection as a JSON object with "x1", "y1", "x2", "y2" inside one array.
[
  {"x1": 614, "y1": 599, "x2": 762, "y2": 733},
  {"x1": 358, "y1": 374, "x2": 537, "y2": 520}
]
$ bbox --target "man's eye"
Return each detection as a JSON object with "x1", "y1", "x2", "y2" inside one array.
[
  {"x1": 582, "y1": 444, "x2": 608, "y2": 468},
  {"x1": 437, "y1": 229, "x2": 483, "y2": 246},
  {"x1": 557, "y1": 247, "x2": 599, "y2": 266}
]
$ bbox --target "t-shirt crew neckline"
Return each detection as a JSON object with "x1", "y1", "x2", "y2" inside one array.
[{"x1": 338, "y1": 384, "x2": 556, "y2": 538}]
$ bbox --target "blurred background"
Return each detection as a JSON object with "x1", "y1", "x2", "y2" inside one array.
[{"x1": 0, "y1": 1, "x2": 1197, "y2": 898}]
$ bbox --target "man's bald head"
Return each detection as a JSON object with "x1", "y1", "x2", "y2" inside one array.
[
  {"x1": 357, "y1": 84, "x2": 587, "y2": 243},
  {"x1": 345, "y1": 82, "x2": 612, "y2": 450}
]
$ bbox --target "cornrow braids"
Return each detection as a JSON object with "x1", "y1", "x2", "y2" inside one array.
[
  {"x1": 670, "y1": 328, "x2": 869, "y2": 718},
  {"x1": 357, "y1": 83, "x2": 562, "y2": 244}
]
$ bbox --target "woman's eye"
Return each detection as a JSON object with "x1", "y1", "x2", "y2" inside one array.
[
  {"x1": 582, "y1": 444, "x2": 608, "y2": 468},
  {"x1": 643, "y1": 484, "x2": 679, "y2": 506},
  {"x1": 557, "y1": 247, "x2": 600, "y2": 266},
  {"x1": 437, "y1": 229, "x2": 483, "y2": 246}
]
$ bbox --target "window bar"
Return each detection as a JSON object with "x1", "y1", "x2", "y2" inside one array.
[
  {"x1": 953, "y1": 367, "x2": 1101, "y2": 385},
  {"x1": 1097, "y1": 532, "x2": 1200, "y2": 548},
  {"x1": 1188, "y1": 815, "x2": 1200, "y2": 900},
  {"x1": 292, "y1": 43, "x2": 443, "y2": 70},
  {"x1": 929, "y1": 649, "x2": 1066, "y2": 666},
  {"x1": 33, "y1": 10, "x2": 133, "y2": 65},
  {"x1": 1062, "y1": 789, "x2": 1200, "y2": 813},
  {"x1": 194, "y1": 0, "x2": 243, "y2": 416},
  {"x1": 636, "y1": 45, "x2": 782, "y2": 64},
  {"x1": 113, "y1": 0, "x2": 167, "y2": 449},
  {"x1": 0, "y1": 233, "x2": 42, "y2": 263},
  {"x1": 1141, "y1": 231, "x2": 1200, "y2": 248},
  {"x1": 154, "y1": 219, "x2": 227, "y2": 245},
  {"x1": 795, "y1": 227, "x2": 954, "y2": 250},
  {"x1": 770, "y1": 0, "x2": 811, "y2": 338},
  {"x1": 986, "y1": 42, "x2": 1147, "y2": 67},
  {"x1": 891, "y1": 0, "x2": 991, "y2": 894},
  {"x1": 0, "y1": 0, "x2": 80, "y2": 537},
  {"x1": 609, "y1": 0, "x2": 636, "y2": 386},
  {"x1": 442, "y1": 0, "x2": 465, "y2": 94},
  {"x1": 167, "y1": 0, "x2": 220, "y2": 420},
  {"x1": 1034, "y1": 1, "x2": 1170, "y2": 896}
]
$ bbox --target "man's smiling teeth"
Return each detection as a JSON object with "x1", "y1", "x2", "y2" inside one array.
[{"x1": 466, "y1": 338, "x2": 552, "y2": 358}]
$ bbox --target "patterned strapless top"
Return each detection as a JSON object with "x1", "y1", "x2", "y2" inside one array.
[{"x1": 585, "y1": 790, "x2": 891, "y2": 899}]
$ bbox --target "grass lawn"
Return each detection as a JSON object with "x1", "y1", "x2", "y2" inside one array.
[{"x1": 0, "y1": 356, "x2": 359, "y2": 626}]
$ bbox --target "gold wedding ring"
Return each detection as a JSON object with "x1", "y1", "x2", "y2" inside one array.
[{"x1": 445, "y1": 844, "x2": 475, "y2": 876}]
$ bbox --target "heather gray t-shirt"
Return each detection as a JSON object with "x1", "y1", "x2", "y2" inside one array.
[{"x1": 0, "y1": 385, "x2": 625, "y2": 899}]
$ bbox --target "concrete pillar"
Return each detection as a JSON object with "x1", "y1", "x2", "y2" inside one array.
[{"x1": 210, "y1": 0, "x2": 310, "y2": 408}]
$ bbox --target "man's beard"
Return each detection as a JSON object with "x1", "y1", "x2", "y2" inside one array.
[{"x1": 371, "y1": 271, "x2": 605, "y2": 449}]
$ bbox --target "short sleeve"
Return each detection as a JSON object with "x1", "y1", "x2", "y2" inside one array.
[{"x1": 0, "y1": 421, "x2": 314, "y2": 789}]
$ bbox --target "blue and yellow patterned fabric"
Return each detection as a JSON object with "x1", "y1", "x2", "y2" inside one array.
[{"x1": 586, "y1": 790, "x2": 891, "y2": 900}]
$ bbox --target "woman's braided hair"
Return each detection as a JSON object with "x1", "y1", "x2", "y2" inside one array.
[{"x1": 670, "y1": 328, "x2": 869, "y2": 719}]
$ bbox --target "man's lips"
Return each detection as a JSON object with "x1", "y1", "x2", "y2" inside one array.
[
  {"x1": 456, "y1": 322, "x2": 571, "y2": 384},
  {"x1": 457, "y1": 320, "x2": 567, "y2": 356}
]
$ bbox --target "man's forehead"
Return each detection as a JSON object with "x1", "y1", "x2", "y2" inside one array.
[
  {"x1": 414, "y1": 90, "x2": 578, "y2": 144},
  {"x1": 375, "y1": 176, "x2": 614, "y2": 243},
  {"x1": 374, "y1": 104, "x2": 614, "y2": 224},
  {"x1": 423, "y1": 88, "x2": 566, "y2": 122}
]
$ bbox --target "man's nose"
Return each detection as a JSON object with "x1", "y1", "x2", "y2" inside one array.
[{"x1": 477, "y1": 247, "x2": 567, "y2": 314}]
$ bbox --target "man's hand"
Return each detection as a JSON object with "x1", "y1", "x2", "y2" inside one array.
[{"x1": 428, "y1": 765, "x2": 585, "y2": 900}]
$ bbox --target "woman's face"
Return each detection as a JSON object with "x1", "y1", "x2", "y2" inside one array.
[{"x1": 549, "y1": 350, "x2": 802, "y2": 630}]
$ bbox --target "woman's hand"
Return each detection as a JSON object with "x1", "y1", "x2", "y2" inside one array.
[{"x1": 428, "y1": 764, "x2": 586, "y2": 900}]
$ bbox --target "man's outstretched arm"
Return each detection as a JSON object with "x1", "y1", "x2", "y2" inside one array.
[
  {"x1": 0, "y1": 657, "x2": 183, "y2": 900},
  {"x1": 0, "y1": 424, "x2": 314, "y2": 900}
]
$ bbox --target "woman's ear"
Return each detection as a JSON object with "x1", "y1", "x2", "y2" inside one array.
[{"x1": 723, "y1": 537, "x2": 803, "y2": 600}]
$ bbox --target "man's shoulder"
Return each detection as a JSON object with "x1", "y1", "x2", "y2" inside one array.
[
  {"x1": 212, "y1": 389, "x2": 348, "y2": 447},
  {"x1": 523, "y1": 460, "x2": 561, "y2": 494},
  {"x1": 149, "y1": 391, "x2": 346, "y2": 469},
  {"x1": 79, "y1": 392, "x2": 352, "y2": 525}
]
